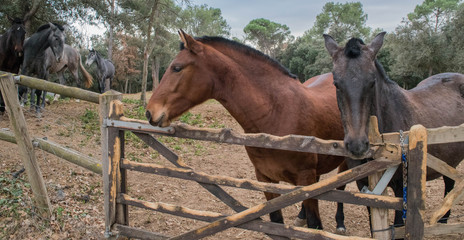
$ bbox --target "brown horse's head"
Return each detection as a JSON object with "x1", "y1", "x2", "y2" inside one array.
[
  {"x1": 146, "y1": 30, "x2": 215, "y2": 127},
  {"x1": 7, "y1": 16, "x2": 26, "y2": 57},
  {"x1": 324, "y1": 32, "x2": 386, "y2": 157}
]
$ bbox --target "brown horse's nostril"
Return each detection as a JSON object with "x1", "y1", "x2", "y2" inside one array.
[{"x1": 145, "y1": 110, "x2": 152, "y2": 122}]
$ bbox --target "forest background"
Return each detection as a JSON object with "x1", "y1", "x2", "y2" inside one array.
[{"x1": 1, "y1": 0, "x2": 463, "y2": 104}]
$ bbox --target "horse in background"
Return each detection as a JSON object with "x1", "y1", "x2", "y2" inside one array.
[
  {"x1": 324, "y1": 32, "x2": 464, "y2": 227},
  {"x1": 86, "y1": 49, "x2": 114, "y2": 93},
  {"x1": 146, "y1": 30, "x2": 348, "y2": 232},
  {"x1": 0, "y1": 16, "x2": 26, "y2": 113},
  {"x1": 48, "y1": 44, "x2": 93, "y2": 101},
  {"x1": 20, "y1": 22, "x2": 65, "y2": 116}
]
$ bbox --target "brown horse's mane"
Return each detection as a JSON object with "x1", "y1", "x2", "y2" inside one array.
[{"x1": 180, "y1": 36, "x2": 298, "y2": 80}]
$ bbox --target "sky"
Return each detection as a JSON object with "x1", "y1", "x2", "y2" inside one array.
[{"x1": 190, "y1": 0, "x2": 424, "y2": 38}]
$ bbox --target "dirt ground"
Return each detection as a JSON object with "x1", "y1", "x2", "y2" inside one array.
[{"x1": 0, "y1": 93, "x2": 463, "y2": 239}]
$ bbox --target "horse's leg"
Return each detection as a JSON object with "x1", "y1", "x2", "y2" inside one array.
[
  {"x1": 438, "y1": 176, "x2": 455, "y2": 223},
  {"x1": 335, "y1": 162, "x2": 348, "y2": 234},
  {"x1": 54, "y1": 71, "x2": 66, "y2": 101},
  {"x1": 299, "y1": 169, "x2": 323, "y2": 229},
  {"x1": 41, "y1": 90, "x2": 46, "y2": 109},
  {"x1": 255, "y1": 169, "x2": 284, "y2": 224},
  {"x1": 30, "y1": 88, "x2": 36, "y2": 111},
  {"x1": 35, "y1": 89, "x2": 42, "y2": 114},
  {"x1": 392, "y1": 185, "x2": 404, "y2": 227}
]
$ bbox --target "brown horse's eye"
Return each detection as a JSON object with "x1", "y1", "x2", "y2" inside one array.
[{"x1": 172, "y1": 65, "x2": 182, "y2": 72}]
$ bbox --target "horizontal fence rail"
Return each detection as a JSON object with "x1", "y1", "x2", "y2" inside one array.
[
  {"x1": 105, "y1": 118, "x2": 401, "y2": 160},
  {"x1": 0, "y1": 71, "x2": 100, "y2": 103},
  {"x1": 0, "y1": 129, "x2": 102, "y2": 174}
]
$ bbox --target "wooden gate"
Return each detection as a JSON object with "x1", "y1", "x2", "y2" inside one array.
[{"x1": 101, "y1": 91, "x2": 463, "y2": 239}]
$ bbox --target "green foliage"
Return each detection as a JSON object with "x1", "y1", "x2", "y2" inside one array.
[
  {"x1": 385, "y1": 0, "x2": 462, "y2": 88},
  {"x1": 80, "y1": 108, "x2": 99, "y2": 138},
  {"x1": 243, "y1": 18, "x2": 293, "y2": 57},
  {"x1": 310, "y1": 2, "x2": 371, "y2": 42},
  {"x1": 278, "y1": 2, "x2": 372, "y2": 81},
  {"x1": 179, "y1": 4, "x2": 231, "y2": 37},
  {"x1": 179, "y1": 112, "x2": 204, "y2": 126}
]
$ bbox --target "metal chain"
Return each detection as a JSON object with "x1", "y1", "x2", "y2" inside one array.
[{"x1": 400, "y1": 130, "x2": 408, "y2": 221}]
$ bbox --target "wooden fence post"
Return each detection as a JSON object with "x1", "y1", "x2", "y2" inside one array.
[
  {"x1": 368, "y1": 116, "x2": 390, "y2": 239},
  {"x1": 0, "y1": 73, "x2": 52, "y2": 218},
  {"x1": 404, "y1": 124, "x2": 427, "y2": 240},
  {"x1": 99, "y1": 90, "x2": 123, "y2": 238}
]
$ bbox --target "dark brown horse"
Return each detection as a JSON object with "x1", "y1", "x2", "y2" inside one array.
[
  {"x1": 324, "y1": 32, "x2": 464, "y2": 226},
  {"x1": 146, "y1": 30, "x2": 347, "y2": 231},
  {"x1": 0, "y1": 16, "x2": 26, "y2": 112}
]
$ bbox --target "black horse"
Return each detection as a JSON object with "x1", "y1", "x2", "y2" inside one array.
[
  {"x1": 324, "y1": 32, "x2": 464, "y2": 229},
  {"x1": 20, "y1": 22, "x2": 65, "y2": 116},
  {"x1": 86, "y1": 49, "x2": 114, "y2": 93},
  {"x1": 0, "y1": 16, "x2": 26, "y2": 113}
]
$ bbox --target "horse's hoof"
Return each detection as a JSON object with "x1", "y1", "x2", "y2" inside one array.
[
  {"x1": 293, "y1": 217, "x2": 306, "y2": 227},
  {"x1": 75, "y1": 99, "x2": 80, "y2": 103},
  {"x1": 35, "y1": 112, "x2": 42, "y2": 118},
  {"x1": 336, "y1": 227, "x2": 346, "y2": 235}
]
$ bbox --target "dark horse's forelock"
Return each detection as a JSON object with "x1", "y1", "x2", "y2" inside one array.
[
  {"x1": 36, "y1": 22, "x2": 65, "y2": 33},
  {"x1": 344, "y1": 38, "x2": 365, "y2": 59},
  {"x1": 12, "y1": 18, "x2": 23, "y2": 24},
  {"x1": 180, "y1": 36, "x2": 298, "y2": 80}
]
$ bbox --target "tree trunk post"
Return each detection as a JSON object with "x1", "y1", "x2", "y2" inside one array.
[
  {"x1": 404, "y1": 124, "x2": 427, "y2": 240},
  {"x1": 99, "y1": 90, "x2": 123, "y2": 238},
  {"x1": 0, "y1": 73, "x2": 52, "y2": 218},
  {"x1": 368, "y1": 116, "x2": 390, "y2": 239}
]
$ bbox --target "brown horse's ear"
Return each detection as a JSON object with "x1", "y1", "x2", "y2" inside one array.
[
  {"x1": 323, "y1": 34, "x2": 340, "y2": 58},
  {"x1": 178, "y1": 29, "x2": 202, "y2": 54},
  {"x1": 368, "y1": 32, "x2": 386, "y2": 56}
]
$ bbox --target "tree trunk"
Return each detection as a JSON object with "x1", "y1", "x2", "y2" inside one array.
[
  {"x1": 107, "y1": 0, "x2": 115, "y2": 61},
  {"x1": 151, "y1": 56, "x2": 160, "y2": 90},
  {"x1": 23, "y1": 0, "x2": 41, "y2": 36},
  {"x1": 140, "y1": 0, "x2": 160, "y2": 107}
]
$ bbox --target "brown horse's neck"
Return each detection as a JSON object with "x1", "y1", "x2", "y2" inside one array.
[{"x1": 207, "y1": 50, "x2": 303, "y2": 134}]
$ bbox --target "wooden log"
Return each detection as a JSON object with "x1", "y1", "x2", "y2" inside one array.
[
  {"x1": 394, "y1": 223, "x2": 464, "y2": 238},
  {"x1": 378, "y1": 123, "x2": 464, "y2": 145},
  {"x1": 429, "y1": 178, "x2": 464, "y2": 224},
  {"x1": 121, "y1": 159, "x2": 402, "y2": 209},
  {"x1": 114, "y1": 224, "x2": 169, "y2": 240},
  {"x1": 99, "y1": 91, "x2": 122, "y2": 239},
  {"x1": 108, "y1": 100, "x2": 129, "y2": 226},
  {"x1": 0, "y1": 73, "x2": 52, "y2": 218},
  {"x1": 0, "y1": 129, "x2": 102, "y2": 174},
  {"x1": 0, "y1": 71, "x2": 101, "y2": 103},
  {"x1": 404, "y1": 125, "x2": 427, "y2": 240},
  {"x1": 33, "y1": 137, "x2": 102, "y2": 174},
  {"x1": 169, "y1": 158, "x2": 398, "y2": 240},
  {"x1": 368, "y1": 116, "x2": 390, "y2": 240},
  {"x1": 426, "y1": 153, "x2": 461, "y2": 181},
  {"x1": 108, "y1": 119, "x2": 400, "y2": 160},
  {"x1": 119, "y1": 194, "x2": 372, "y2": 240}
]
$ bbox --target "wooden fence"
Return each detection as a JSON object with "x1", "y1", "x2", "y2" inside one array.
[
  {"x1": 101, "y1": 90, "x2": 464, "y2": 239},
  {"x1": 1, "y1": 72, "x2": 463, "y2": 239}
]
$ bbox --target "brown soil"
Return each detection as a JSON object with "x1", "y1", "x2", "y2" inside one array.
[{"x1": 0, "y1": 94, "x2": 463, "y2": 239}]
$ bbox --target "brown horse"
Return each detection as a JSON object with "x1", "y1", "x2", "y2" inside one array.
[
  {"x1": 324, "y1": 32, "x2": 464, "y2": 226},
  {"x1": 146, "y1": 30, "x2": 346, "y2": 231}
]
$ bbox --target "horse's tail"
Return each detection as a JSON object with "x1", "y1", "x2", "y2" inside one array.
[{"x1": 78, "y1": 55, "x2": 93, "y2": 88}]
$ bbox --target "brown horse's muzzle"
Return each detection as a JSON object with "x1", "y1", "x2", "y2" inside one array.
[{"x1": 146, "y1": 110, "x2": 168, "y2": 127}]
